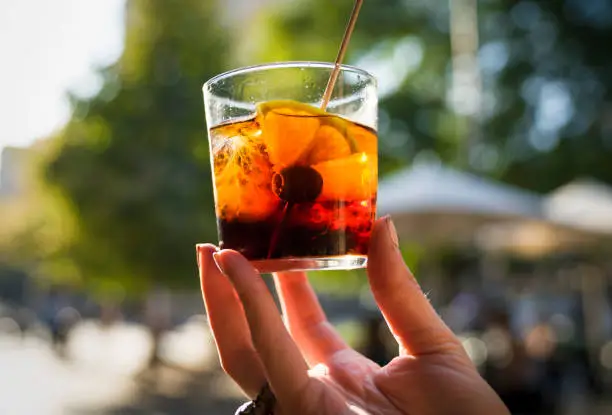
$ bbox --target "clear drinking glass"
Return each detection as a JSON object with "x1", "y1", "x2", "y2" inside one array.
[{"x1": 203, "y1": 61, "x2": 378, "y2": 273}]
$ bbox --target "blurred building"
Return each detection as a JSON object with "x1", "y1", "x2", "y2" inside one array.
[{"x1": 0, "y1": 146, "x2": 28, "y2": 199}]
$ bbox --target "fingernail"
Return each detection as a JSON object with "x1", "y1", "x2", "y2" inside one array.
[
  {"x1": 196, "y1": 244, "x2": 219, "y2": 270},
  {"x1": 195, "y1": 246, "x2": 200, "y2": 268},
  {"x1": 385, "y1": 216, "x2": 399, "y2": 248},
  {"x1": 196, "y1": 243, "x2": 219, "y2": 251},
  {"x1": 212, "y1": 252, "x2": 225, "y2": 274}
]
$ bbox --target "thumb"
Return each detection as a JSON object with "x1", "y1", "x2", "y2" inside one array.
[{"x1": 367, "y1": 216, "x2": 463, "y2": 356}]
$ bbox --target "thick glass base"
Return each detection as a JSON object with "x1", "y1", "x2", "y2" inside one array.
[{"x1": 250, "y1": 255, "x2": 367, "y2": 274}]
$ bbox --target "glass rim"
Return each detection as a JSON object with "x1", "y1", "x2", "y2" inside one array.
[{"x1": 203, "y1": 61, "x2": 377, "y2": 92}]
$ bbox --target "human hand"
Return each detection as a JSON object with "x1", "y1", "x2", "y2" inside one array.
[{"x1": 197, "y1": 217, "x2": 510, "y2": 415}]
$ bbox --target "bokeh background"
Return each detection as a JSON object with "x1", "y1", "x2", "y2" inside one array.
[{"x1": 1, "y1": 0, "x2": 612, "y2": 414}]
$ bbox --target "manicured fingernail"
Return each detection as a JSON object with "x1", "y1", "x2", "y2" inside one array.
[{"x1": 385, "y1": 216, "x2": 399, "y2": 248}]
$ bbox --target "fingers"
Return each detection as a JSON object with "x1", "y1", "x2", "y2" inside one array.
[
  {"x1": 367, "y1": 217, "x2": 463, "y2": 356},
  {"x1": 213, "y1": 250, "x2": 311, "y2": 403},
  {"x1": 197, "y1": 244, "x2": 265, "y2": 397},
  {"x1": 273, "y1": 272, "x2": 350, "y2": 366}
]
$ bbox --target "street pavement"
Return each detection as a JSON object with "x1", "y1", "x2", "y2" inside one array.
[
  {"x1": 1, "y1": 319, "x2": 611, "y2": 415},
  {"x1": 0, "y1": 334, "x2": 137, "y2": 415},
  {"x1": 0, "y1": 319, "x2": 243, "y2": 415}
]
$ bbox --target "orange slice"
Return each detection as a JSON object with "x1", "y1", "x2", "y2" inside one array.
[
  {"x1": 306, "y1": 125, "x2": 352, "y2": 165},
  {"x1": 312, "y1": 152, "x2": 377, "y2": 201},
  {"x1": 257, "y1": 100, "x2": 360, "y2": 166},
  {"x1": 259, "y1": 106, "x2": 320, "y2": 167},
  {"x1": 350, "y1": 123, "x2": 377, "y2": 155}
]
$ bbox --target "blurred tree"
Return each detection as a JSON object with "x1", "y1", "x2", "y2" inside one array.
[
  {"x1": 30, "y1": 0, "x2": 612, "y2": 300},
  {"x1": 243, "y1": 0, "x2": 612, "y2": 192},
  {"x1": 0, "y1": 146, "x2": 80, "y2": 286},
  {"x1": 482, "y1": 0, "x2": 612, "y2": 192},
  {"x1": 42, "y1": 0, "x2": 231, "y2": 293},
  {"x1": 239, "y1": 0, "x2": 457, "y2": 177}
]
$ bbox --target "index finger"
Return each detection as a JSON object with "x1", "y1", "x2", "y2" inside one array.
[
  {"x1": 197, "y1": 244, "x2": 265, "y2": 397},
  {"x1": 213, "y1": 250, "x2": 311, "y2": 404}
]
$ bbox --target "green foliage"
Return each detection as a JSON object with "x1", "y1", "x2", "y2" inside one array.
[
  {"x1": 482, "y1": 1, "x2": 612, "y2": 191},
  {"x1": 307, "y1": 268, "x2": 367, "y2": 297},
  {"x1": 240, "y1": 0, "x2": 459, "y2": 176},
  {"x1": 43, "y1": 0, "x2": 231, "y2": 291},
  {"x1": 244, "y1": 0, "x2": 612, "y2": 191},
  {"x1": 233, "y1": 0, "x2": 612, "y2": 292},
  {"x1": 32, "y1": 0, "x2": 612, "y2": 296}
]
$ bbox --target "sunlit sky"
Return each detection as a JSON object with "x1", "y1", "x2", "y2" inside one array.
[{"x1": 0, "y1": 0, "x2": 125, "y2": 151}]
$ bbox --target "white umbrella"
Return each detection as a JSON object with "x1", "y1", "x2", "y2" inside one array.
[
  {"x1": 377, "y1": 162, "x2": 544, "y2": 246},
  {"x1": 545, "y1": 179, "x2": 612, "y2": 235},
  {"x1": 475, "y1": 179, "x2": 612, "y2": 257},
  {"x1": 475, "y1": 219, "x2": 606, "y2": 257}
]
